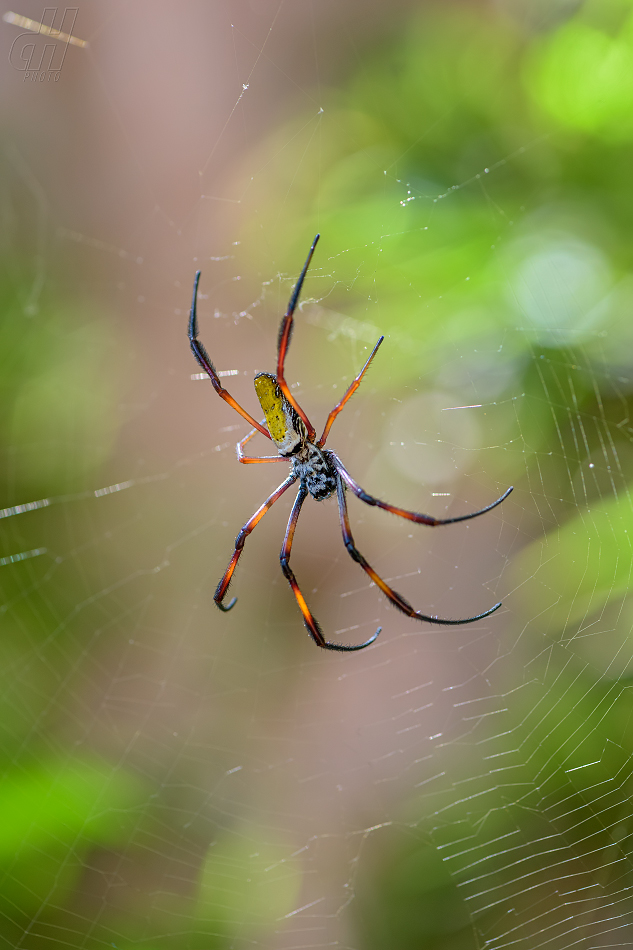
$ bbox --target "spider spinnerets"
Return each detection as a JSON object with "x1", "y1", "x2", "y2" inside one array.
[{"x1": 189, "y1": 234, "x2": 512, "y2": 652}]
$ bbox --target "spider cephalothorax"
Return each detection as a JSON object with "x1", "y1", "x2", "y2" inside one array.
[
  {"x1": 291, "y1": 444, "x2": 338, "y2": 501},
  {"x1": 189, "y1": 234, "x2": 512, "y2": 652}
]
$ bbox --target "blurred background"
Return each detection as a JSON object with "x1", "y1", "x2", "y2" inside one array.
[{"x1": 2, "y1": 0, "x2": 633, "y2": 947}]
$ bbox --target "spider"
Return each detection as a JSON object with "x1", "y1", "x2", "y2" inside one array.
[{"x1": 189, "y1": 235, "x2": 512, "y2": 652}]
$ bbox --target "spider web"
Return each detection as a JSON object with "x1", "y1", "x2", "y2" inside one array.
[{"x1": 1, "y1": 1, "x2": 632, "y2": 948}]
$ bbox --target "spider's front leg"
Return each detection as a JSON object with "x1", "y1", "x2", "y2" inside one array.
[
  {"x1": 280, "y1": 484, "x2": 381, "y2": 652},
  {"x1": 214, "y1": 474, "x2": 297, "y2": 611},
  {"x1": 189, "y1": 271, "x2": 271, "y2": 440},
  {"x1": 275, "y1": 236, "x2": 319, "y2": 442},
  {"x1": 237, "y1": 426, "x2": 285, "y2": 464},
  {"x1": 317, "y1": 335, "x2": 384, "y2": 448}
]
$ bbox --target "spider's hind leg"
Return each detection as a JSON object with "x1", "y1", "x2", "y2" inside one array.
[
  {"x1": 331, "y1": 453, "x2": 512, "y2": 526},
  {"x1": 214, "y1": 474, "x2": 297, "y2": 610},
  {"x1": 280, "y1": 484, "x2": 380, "y2": 652},
  {"x1": 335, "y1": 474, "x2": 502, "y2": 626}
]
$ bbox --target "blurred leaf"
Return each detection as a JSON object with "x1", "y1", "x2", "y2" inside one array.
[
  {"x1": 0, "y1": 757, "x2": 147, "y2": 916},
  {"x1": 354, "y1": 826, "x2": 476, "y2": 950},
  {"x1": 195, "y1": 828, "x2": 302, "y2": 939},
  {"x1": 0, "y1": 276, "x2": 127, "y2": 496},
  {"x1": 0, "y1": 758, "x2": 146, "y2": 856},
  {"x1": 511, "y1": 488, "x2": 633, "y2": 629},
  {"x1": 526, "y1": 15, "x2": 633, "y2": 140}
]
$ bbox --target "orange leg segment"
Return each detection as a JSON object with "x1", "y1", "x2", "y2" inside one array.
[
  {"x1": 331, "y1": 453, "x2": 513, "y2": 526},
  {"x1": 276, "y1": 236, "x2": 320, "y2": 442},
  {"x1": 237, "y1": 426, "x2": 285, "y2": 464},
  {"x1": 280, "y1": 485, "x2": 380, "y2": 652},
  {"x1": 318, "y1": 335, "x2": 384, "y2": 447},
  {"x1": 214, "y1": 474, "x2": 297, "y2": 611},
  {"x1": 189, "y1": 271, "x2": 271, "y2": 440},
  {"x1": 335, "y1": 476, "x2": 502, "y2": 625}
]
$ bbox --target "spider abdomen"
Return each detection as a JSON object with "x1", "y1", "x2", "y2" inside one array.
[
  {"x1": 292, "y1": 445, "x2": 337, "y2": 500},
  {"x1": 254, "y1": 372, "x2": 305, "y2": 457}
]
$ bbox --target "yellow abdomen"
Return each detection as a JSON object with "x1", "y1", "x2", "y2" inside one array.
[{"x1": 254, "y1": 373, "x2": 303, "y2": 456}]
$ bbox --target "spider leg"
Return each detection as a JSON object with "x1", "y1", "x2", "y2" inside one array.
[
  {"x1": 189, "y1": 271, "x2": 271, "y2": 440},
  {"x1": 214, "y1": 473, "x2": 297, "y2": 611},
  {"x1": 331, "y1": 453, "x2": 513, "y2": 526},
  {"x1": 317, "y1": 335, "x2": 384, "y2": 447},
  {"x1": 276, "y1": 236, "x2": 319, "y2": 442},
  {"x1": 280, "y1": 484, "x2": 381, "y2": 652},
  {"x1": 237, "y1": 426, "x2": 284, "y2": 464},
  {"x1": 335, "y1": 475, "x2": 502, "y2": 625}
]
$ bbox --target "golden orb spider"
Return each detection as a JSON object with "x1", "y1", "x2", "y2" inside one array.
[{"x1": 189, "y1": 235, "x2": 512, "y2": 652}]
